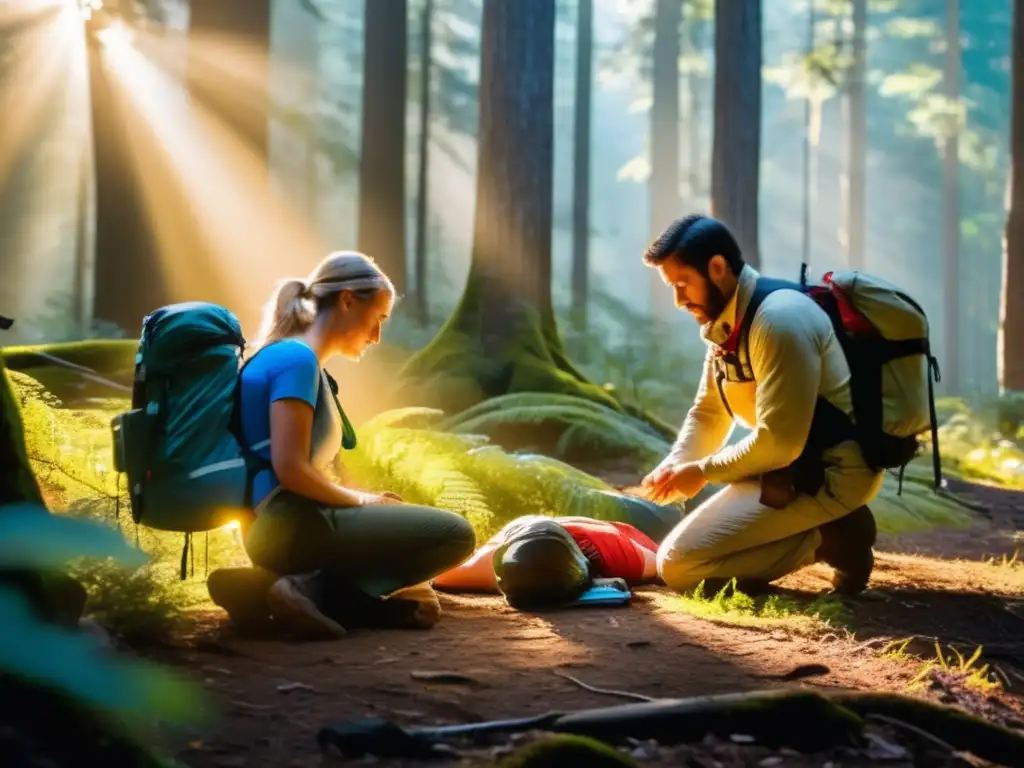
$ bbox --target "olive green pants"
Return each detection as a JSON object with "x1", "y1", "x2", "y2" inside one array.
[{"x1": 244, "y1": 490, "x2": 477, "y2": 600}]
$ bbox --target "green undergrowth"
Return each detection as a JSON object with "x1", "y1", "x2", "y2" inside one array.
[
  {"x1": 912, "y1": 394, "x2": 1024, "y2": 489},
  {"x1": 9, "y1": 357, "x2": 985, "y2": 645},
  {"x1": 9, "y1": 371, "x2": 246, "y2": 640},
  {"x1": 672, "y1": 579, "x2": 848, "y2": 636},
  {"x1": 881, "y1": 638, "x2": 1001, "y2": 694}
]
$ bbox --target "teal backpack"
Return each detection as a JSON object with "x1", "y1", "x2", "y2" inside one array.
[{"x1": 110, "y1": 302, "x2": 355, "y2": 578}]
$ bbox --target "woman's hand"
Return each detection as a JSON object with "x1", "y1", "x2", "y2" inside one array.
[{"x1": 358, "y1": 491, "x2": 404, "y2": 505}]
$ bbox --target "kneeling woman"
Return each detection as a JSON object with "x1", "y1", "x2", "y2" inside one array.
[{"x1": 213, "y1": 252, "x2": 476, "y2": 638}]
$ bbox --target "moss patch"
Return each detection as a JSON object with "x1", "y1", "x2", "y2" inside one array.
[{"x1": 499, "y1": 734, "x2": 636, "y2": 768}]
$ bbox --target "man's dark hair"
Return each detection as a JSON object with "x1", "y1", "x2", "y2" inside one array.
[{"x1": 642, "y1": 215, "x2": 745, "y2": 276}]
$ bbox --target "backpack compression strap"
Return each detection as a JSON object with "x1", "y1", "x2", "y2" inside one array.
[{"x1": 713, "y1": 277, "x2": 856, "y2": 496}]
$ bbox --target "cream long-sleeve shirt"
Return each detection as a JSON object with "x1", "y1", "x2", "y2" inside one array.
[{"x1": 670, "y1": 265, "x2": 857, "y2": 485}]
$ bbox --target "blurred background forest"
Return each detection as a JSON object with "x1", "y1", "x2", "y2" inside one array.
[
  {"x1": 0, "y1": 0, "x2": 1017, "y2": 419},
  {"x1": 0, "y1": 0, "x2": 1019, "y2": 434}
]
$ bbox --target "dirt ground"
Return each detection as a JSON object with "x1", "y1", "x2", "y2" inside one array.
[{"x1": 156, "y1": 475, "x2": 1024, "y2": 768}]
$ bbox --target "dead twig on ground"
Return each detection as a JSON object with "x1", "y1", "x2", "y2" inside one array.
[{"x1": 553, "y1": 671, "x2": 657, "y2": 703}]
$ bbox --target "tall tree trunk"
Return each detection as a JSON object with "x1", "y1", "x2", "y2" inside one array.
[
  {"x1": 841, "y1": 0, "x2": 867, "y2": 271},
  {"x1": 941, "y1": 0, "x2": 961, "y2": 393},
  {"x1": 571, "y1": 0, "x2": 593, "y2": 332},
  {"x1": 186, "y1": 0, "x2": 271, "y2": 163},
  {"x1": 468, "y1": 0, "x2": 555, "y2": 331},
  {"x1": 413, "y1": 0, "x2": 434, "y2": 324},
  {"x1": 999, "y1": 0, "x2": 1024, "y2": 393},
  {"x1": 87, "y1": 11, "x2": 167, "y2": 335},
  {"x1": 398, "y1": 0, "x2": 675, "y2": 438},
  {"x1": 711, "y1": 0, "x2": 761, "y2": 267},
  {"x1": 357, "y1": 0, "x2": 408, "y2": 294},
  {"x1": 650, "y1": 0, "x2": 681, "y2": 318}
]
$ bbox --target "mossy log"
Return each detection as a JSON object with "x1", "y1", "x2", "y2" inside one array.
[
  {"x1": 1, "y1": 340, "x2": 137, "y2": 377},
  {"x1": 552, "y1": 690, "x2": 863, "y2": 753},
  {"x1": 550, "y1": 689, "x2": 1024, "y2": 766},
  {"x1": 1, "y1": 341, "x2": 136, "y2": 403}
]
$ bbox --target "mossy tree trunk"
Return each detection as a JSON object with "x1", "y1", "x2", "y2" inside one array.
[
  {"x1": 711, "y1": 0, "x2": 761, "y2": 267},
  {"x1": 399, "y1": 0, "x2": 664, "y2": 431},
  {"x1": 358, "y1": 0, "x2": 408, "y2": 294},
  {"x1": 1000, "y1": 0, "x2": 1024, "y2": 393}
]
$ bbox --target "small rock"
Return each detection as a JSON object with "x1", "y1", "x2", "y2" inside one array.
[
  {"x1": 628, "y1": 739, "x2": 660, "y2": 760},
  {"x1": 729, "y1": 734, "x2": 755, "y2": 744},
  {"x1": 758, "y1": 758, "x2": 783, "y2": 767},
  {"x1": 626, "y1": 640, "x2": 653, "y2": 649},
  {"x1": 865, "y1": 732, "x2": 909, "y2": 761}
]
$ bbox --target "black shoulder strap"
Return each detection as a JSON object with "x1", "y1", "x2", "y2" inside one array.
[{"x1": 734, "y1": 277, "x2": 803, "y2": 380}]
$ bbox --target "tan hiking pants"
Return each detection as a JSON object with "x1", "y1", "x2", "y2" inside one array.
[{"x1": 657, "y1": 440, "x2": 884, "y2": 592}]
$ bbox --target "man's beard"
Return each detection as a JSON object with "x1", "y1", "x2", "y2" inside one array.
[{"x1": 694, "y1": 280, "x2": 729, "y2": 324}]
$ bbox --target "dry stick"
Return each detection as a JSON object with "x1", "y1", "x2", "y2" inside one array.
[
  {"x1": 553, "y1": 670, "x2": 657, "y2": 703},
  {"x1": 866, "y1": 713, "x2": 957, "y2": 754}
]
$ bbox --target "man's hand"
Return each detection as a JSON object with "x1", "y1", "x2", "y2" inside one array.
[{"x1": 641, "y1": 461, "x2": 707, "y2": 504}]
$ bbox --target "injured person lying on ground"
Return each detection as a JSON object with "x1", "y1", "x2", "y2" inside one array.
[{"x1": 432, "y1": 515, "x2": 665, "y2": 610}]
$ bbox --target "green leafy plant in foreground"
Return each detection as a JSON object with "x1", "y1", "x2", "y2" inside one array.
[{"x1": 0, "y1": 503, "x2": 206, "y2": 767}]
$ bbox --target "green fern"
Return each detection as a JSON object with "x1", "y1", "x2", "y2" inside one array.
[
  {"x1": 341, "y1": 422, "x2": 657, "y2": 539},
  {"x1": 358, "y1": 406, "x2": 447, "y2": 432},
  {"x1": 444, "y1": 392, "x2": 663, "y2": 437}
]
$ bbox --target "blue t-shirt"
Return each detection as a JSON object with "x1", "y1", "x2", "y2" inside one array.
[{"x1": 239, "y1": 339, "x2": 342, "y2": 506}]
